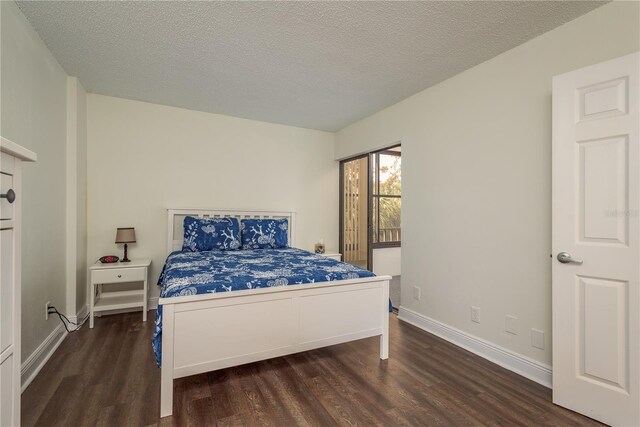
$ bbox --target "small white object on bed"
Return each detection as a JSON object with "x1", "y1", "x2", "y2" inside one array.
[{"x1": 160, "y1": 208, "x2": 390, "y2": 418}]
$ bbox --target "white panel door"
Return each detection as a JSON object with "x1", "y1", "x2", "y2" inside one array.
[{"x1": 552, "y1": 52, "x2": 639, "y2": 426}]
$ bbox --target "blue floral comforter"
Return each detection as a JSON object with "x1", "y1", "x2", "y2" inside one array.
[{"x1": 152, "y1": 247, "x2": 376, "y2": 366}]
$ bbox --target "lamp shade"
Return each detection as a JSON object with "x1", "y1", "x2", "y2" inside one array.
[{"x1": 115, "y1": 227, "x2": 136, "y2": 243}]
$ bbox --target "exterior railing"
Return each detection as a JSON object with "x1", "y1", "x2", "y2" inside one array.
[
  {"x1": 345, "y1": 227, "x2": 401, "y2": 262},
  {"x1": 377, "y1": 227, "x2": 401, "y2": 243}
]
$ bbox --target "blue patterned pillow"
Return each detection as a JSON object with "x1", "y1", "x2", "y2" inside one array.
[
  {"x1": 240, "y1": 218, "x2": 288, "y2": 249},
  {"x1": 182, "y1": 216, "x2": 241, "y2": 252}
]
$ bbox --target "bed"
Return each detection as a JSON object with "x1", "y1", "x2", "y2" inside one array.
[{"x1": 158, "y1": 208, "x2": 390, "y2": 417}]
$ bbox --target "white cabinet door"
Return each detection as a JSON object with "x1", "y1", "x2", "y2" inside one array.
[
  {"x1": 1, "y1": 138, "x2": 35, "y2": 427},
  {"x1": 552, "y1": 52, "x2": 639, "y2": 426},
  {"x1": 0, "y1": 227, "x2": 16, "y2": 427},
  {"x1": 1, "y1": 228, "x2": 14, "y2": 354},
  {"x1": 0, "y1": 353, "x2": 15, "y2": 427}
]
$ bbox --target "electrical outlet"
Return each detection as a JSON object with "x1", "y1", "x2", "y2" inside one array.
[
  {"x1": 413, "y1": 286, "x2": 421, "y2": 301},
  {"x1": 45, "y1": 301, "x2": 51, "y2": 320},
  {"x1": 471, "y1": 306, "x2": 481, "y2": 323},
  {"x1": 531, "y1": 328, "x2": 545, "y2": 349},
  {"x1": 505, "y1": 315, "x2": 518, "y2": 335}
]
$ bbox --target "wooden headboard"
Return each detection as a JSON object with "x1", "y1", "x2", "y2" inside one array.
[{"x1": 167, "y1": 208, "x2": 296, "y2": 254}]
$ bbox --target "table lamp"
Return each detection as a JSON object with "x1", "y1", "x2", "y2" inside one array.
[{"x1": 115, "y1": 227, "x2": 136, "y2": 262}]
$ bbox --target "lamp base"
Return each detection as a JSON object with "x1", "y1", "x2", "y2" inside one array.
[{"x1": 121, "y1": 243, "x2": 131, "y2": 262}]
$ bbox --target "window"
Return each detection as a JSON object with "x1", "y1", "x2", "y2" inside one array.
[{"x1": 372, "y1": 149, "x2": 401, "y2": 246}]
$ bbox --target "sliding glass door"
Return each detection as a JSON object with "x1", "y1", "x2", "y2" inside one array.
[{"x1": 340, "y1": 144, "x2": 401, "y2": 271}]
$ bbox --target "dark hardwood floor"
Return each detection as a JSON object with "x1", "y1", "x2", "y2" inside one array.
[{"x1": 22, "y1": 311, "x2": 603, "y2": 426}]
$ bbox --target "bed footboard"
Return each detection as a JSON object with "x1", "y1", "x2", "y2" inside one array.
[{"x1": 159, "y1": 277, "x2": 390, "y2": 417}]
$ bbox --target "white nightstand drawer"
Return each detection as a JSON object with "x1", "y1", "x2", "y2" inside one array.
[
  {"x1": 0, "y1": 173, "x2": 14, "y2": 221},
  {"x1": 92, "y1": 267, "x2": 145, "y2": 284}
]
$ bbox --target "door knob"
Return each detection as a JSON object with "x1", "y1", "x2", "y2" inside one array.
[
  {"x1": 0, "y1": 189, "x2": 15, "y2": 204},
  {"x1": 557, "y1": 252, "x2": 583, "y2": 264}
]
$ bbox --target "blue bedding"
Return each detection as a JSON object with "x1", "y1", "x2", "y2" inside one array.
[{"x1": 152, "y1": 247, "x2": 376, "y2": 366}]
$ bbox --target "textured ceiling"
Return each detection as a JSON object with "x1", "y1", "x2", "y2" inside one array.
[{"x1": 17, "y1": 1, "x2": 604, "y2": 131}]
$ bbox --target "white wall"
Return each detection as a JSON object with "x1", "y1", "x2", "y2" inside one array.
[
  {"x1": 372, "y1": 247, "x2": 401, "y2": 277},
  {"x1": 335, "y1": 1, "x2": 640, "y2": 365},
  {"x1": 66, "y1": 76, "x2": 88, "y2": 317},
  {"x1": 87, "y1": 95, "x2": 338, "y2": 301},
  {"x1": 1, "y1": 1, "x2": 69, "y2": 360}
]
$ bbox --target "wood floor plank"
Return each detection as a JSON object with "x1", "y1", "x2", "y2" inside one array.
[
  {"x1": 206, "y1": 370, "x2": 237, "y2": 422},
  {"x1": 303, "y1": 374, "x2": 376, "y2": 426},
  {"x1": 215, "y1": 413, "x2": 246, "y2": 427},
  {"x1": 263, "y1": 357, "x2": 338, "y2": 427},
  {"x1": 251, "y1": 362, "x2": 304, "y2": 426},
  {"x1": 21, "y1": 311, "x2": 605, "y2": 426}
]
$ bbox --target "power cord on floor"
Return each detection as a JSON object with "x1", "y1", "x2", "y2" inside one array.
[{"x1": 47, "y1": 306, "x2": 90, "y2": 333}]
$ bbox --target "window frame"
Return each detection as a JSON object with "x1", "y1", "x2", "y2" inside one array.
[{"x1": 370, "y1": 148, "x2": 401, "y2": 249}]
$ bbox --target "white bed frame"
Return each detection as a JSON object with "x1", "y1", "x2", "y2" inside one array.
[{"x1": 160, "y1": 208, "x2": 390, "y2": 417}]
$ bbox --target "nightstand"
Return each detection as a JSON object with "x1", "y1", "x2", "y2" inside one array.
[
  {"x1": 319, "y1": 253, "x2": 342, "y2": 261},
  {"x1": 89, "y1": 259, "x2": 151, "y2": 328}
]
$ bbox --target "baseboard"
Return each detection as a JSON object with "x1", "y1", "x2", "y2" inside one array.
[
  {"x1": 398, "y1": 306, "x2": 552, "y2": 388},
  {"x1": 77, "y1": 304, "x2": 88, "y2": 321},
  {"x1": 21, "y1": 323, "x2": 67, "y2": 392},
  {"x1": 21, "y1": 304, "x2": 91, "y2": 392},
  {"x1": 67, "y1": 304, "x2": 88, "y2": 324}
]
